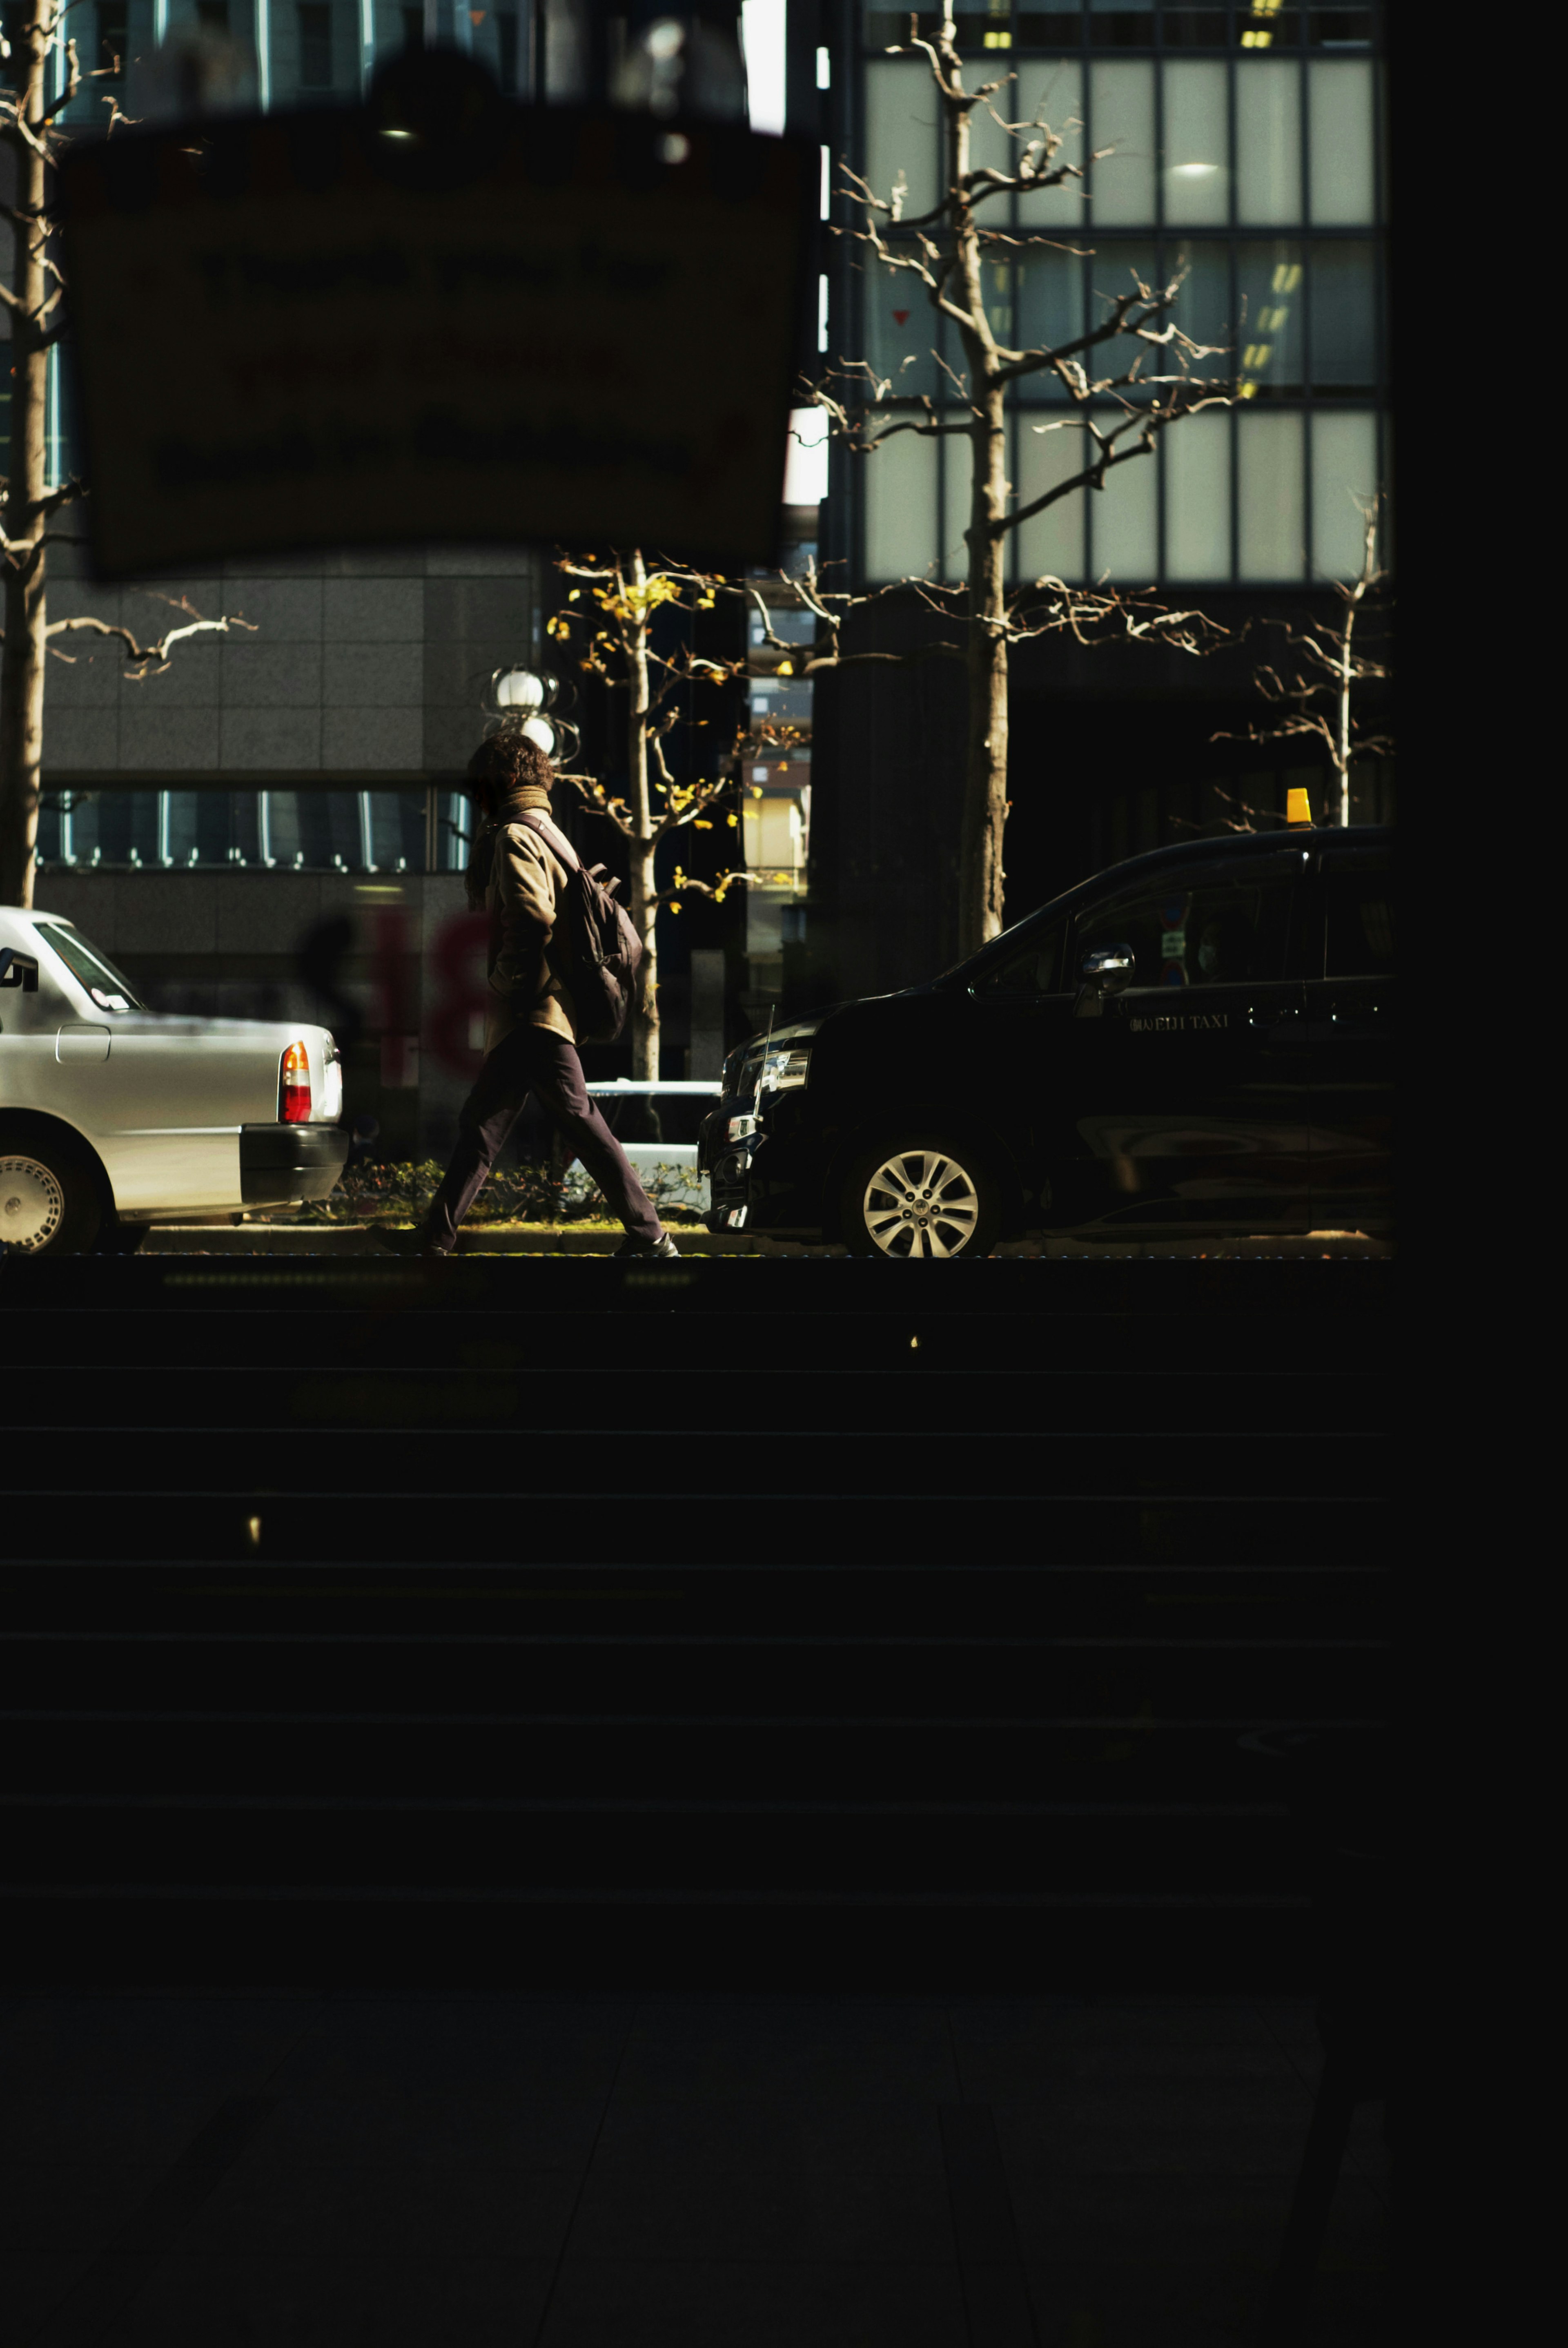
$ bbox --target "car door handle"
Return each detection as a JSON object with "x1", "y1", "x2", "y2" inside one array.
[{"x1": 1250, "y1": 1008, "x2": 1309, "y2": 1044}]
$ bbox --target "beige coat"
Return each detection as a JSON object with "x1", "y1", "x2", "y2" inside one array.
[{"x1": 485, "y1": 810, "x2": 579, "y2": 1052}]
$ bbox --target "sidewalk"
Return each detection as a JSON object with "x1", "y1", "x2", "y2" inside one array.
[
  {"x1": 0, "y1": 1989, "x2": 1388, "y2": 2348},
  {"x1": 137, "y1": 1224, "x2": 1393, "y2": 1259}
]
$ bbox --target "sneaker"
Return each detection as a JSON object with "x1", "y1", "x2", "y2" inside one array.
[{"x1": 614, "y1": 1232, "x2": 680, "y2": 1260}]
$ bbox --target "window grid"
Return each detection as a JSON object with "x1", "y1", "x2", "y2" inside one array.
[
  {"x1": 34, "y1": 787, "x2": 459, "y2": 875},
  {"x1": 850, "y1": 3, "x2": 1386, "y2": 588},
  {"x1": 48, "y1": 0, "x2": 551, "y2": 119},
  {"x1": 856, "y1": 5, "x2": 1381, "y2": 54}
]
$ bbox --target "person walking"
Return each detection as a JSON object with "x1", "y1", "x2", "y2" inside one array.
[{"x1": 392, "y1": 727, "x2": 678, "y2": 1260}]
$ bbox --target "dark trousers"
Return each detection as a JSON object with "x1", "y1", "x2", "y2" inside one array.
[{"x1": 423, "y1": 1026, "x2": 663, "y2": 1253}]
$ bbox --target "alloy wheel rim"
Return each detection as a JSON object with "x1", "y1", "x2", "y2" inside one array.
[
  {"x1": 0, "y1": 1156, "x2": 65, "y2": 1252},
  {"x1": 863, "y1": 1151, "x2": 980, "y2": 1259}
]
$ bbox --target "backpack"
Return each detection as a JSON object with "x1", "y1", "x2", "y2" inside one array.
[{"x1": 513, "y1": 809, "x2": 644, "y2": 1047}]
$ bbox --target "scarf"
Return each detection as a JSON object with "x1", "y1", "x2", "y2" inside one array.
[{"x1": 463, "y1": 784, "x2": 553, "y2": 911}]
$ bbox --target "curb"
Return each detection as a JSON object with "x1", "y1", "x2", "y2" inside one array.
[
  {"x1": 135, "y1": 1226, "x2": 1392, "y2": 1260},
  {"x1": 138, "y1": 1226, "x2": 800, "y2": 1258}
]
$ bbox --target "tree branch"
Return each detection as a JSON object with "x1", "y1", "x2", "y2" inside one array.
[
  {"x1": 42, "y1": 600, "x2": 258, "y2": 676},
  {"x1": 36, "y1": 38, "x2": 83, "y2": 123},
  {"x1": 560, "y1": 772, "x2": 637, "y2": 840}
]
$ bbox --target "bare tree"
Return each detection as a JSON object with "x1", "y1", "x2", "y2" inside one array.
[
  {"x1": 806, "y1": 4, "x2": 1236, "y2": 956},
  {"x1": 548, "y1": 549, "x2": 754, "y2": 1081},
  {"x1": 1212, "y1": 497, "x2": 1391, "y2": 829},
  {"x1": 1, "y1": 5, "x2": 254, "y2": 907}
]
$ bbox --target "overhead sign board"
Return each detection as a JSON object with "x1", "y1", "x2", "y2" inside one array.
[{"x1": 60, "y1": 60, "x2": 816, "y2": 578}]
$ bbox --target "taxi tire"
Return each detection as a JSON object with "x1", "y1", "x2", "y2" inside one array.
[
  {"x1": 841, "y1": 1133, "x2": 1002, "y2": 1261},
  {"x1": 0, "y1": 1128, "x2": 103, "y2": 1256}
]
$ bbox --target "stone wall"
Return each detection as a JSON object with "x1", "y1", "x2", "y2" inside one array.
[{"x1": 43, "y1": 542, "x2": 545, "y2": 787}]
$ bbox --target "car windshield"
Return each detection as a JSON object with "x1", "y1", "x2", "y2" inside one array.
[
  {"x1": 33, "y1": 922, "x2": 147, "y2": 1012},
  {"x1": 933, "y1": 897, "x2": 1079, "y2": 989}
]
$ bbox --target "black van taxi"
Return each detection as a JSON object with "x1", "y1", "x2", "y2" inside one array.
[{"x1": 698, "y1": 825, "x2": 1392, "y2": 1257}]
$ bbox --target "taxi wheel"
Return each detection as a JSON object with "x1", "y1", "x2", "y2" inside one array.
[
  {"x1": 0, "y1": 1136, "x2": 103, "y2": 1255},
  {"x1": 841, "y1": 1135, "x2": 1002, "y2": 1261}
]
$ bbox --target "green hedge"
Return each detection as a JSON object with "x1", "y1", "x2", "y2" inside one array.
[{"x1": 285, "y1": 1160, "x2": 702, "y2": 1226}]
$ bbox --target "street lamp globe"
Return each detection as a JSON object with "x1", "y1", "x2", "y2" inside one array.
[{"x1": 490, "y1": 665, "x2": 557, "y2": 715}]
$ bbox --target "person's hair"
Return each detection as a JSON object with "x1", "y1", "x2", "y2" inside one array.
[
  {"x1": 462, "y1": 724, "x2": 555, "y2": 908},
  {"x1": 467, "y1": 723, "x2": 555, "y2": 814}
]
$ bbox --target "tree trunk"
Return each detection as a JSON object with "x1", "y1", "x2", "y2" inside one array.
[
  {"x1": 956, "y1": 386, "x2": 1010, "y2": 959},
  {"x1": 1335, "y1": 598, "x2": 1355, "y2": 829},
  {"x1": 624, "y1": 554, "x2": 661, "y2": 1081},
  {"x1": 958, "y1": 473, "x2": 1009, "y2": 959},
  {"x1": 629, "y1": 832, "x2": 659, "y2": 1080},
  {"x1": 950, "y1": 76, "x2": 1010, "y2": 963},
  {"x1": 0, "y1": 30, "x2": 50, "y2": 911},
  {"x1": 0, "y1": 538, "x2": 47, "y2": 912}
]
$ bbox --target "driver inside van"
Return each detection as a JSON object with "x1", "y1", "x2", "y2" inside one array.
[{"x1": 1194, "y1": 905, "x2": 1254, "y2": 983}]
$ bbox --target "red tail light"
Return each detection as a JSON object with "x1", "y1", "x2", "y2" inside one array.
[{"x1": 279, "y1": 1039, "x2": 312, "y2": 1124}]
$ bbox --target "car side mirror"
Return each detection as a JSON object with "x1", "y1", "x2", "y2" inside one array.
[
  {"x1": 0, "y1": 949, "x2": 39, "y2": 993},
  {"x1": 1075, "y1": 945, "x2": 1134, "y2": 1019}
]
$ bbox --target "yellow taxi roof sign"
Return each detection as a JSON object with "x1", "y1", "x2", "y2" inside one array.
[{"x1": 1286, "y1": 787, "x2": 1314, "y2": 827}]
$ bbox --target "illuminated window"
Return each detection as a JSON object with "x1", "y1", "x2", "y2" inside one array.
[
  {"x1": 1236, "y1": 242, "x2": 1305, "y2": 395},
  {"x1": 1163, "y1": 60, "x2": 1228, "y2": 224},
  {"x1": 1238, "y1": 409, "x2": 1305, "y2": 578},
  {"x1": 864, "y1": 429, "x2": 940, "y2": 585},
  {"x1": 1090, "y1": 59, "x2": 1156, "y2": 223},
  {"x1": 1236, "y1": 56, "x2": 1301, "y2": 223},
  {"x1": 1164, "y1": 408, "x2": 1231, "y2": 580},
  {"x1": 863, "y1": 58, "x2": 941, "y2": 218},
  {"x1": 1308, "y1": 58, "x2": 1375, "y2": 223}
]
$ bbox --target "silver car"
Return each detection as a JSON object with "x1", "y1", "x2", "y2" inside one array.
[{"x1": 0, "y1": 905, "x2": 348, "y2": 1255}]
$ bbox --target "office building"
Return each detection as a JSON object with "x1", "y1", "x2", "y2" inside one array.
[{"x1": 789, "y1": 0, "x2": 1390, "y2": 1006}]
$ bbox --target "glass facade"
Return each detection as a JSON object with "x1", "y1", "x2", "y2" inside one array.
[
  {"x1": 35, "y1": 788, "x2": 471, "y2": 874},
  {"x1": 45, "y1": 0, "x2": 528, "y2": 124},
  {"x1": 847, "y1": 3, "x2": 1387, "y2": 586}
]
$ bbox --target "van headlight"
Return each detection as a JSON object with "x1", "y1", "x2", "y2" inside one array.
[{"x1": 760, "y1": 1045, "x2": 812, "y2": 1095}]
